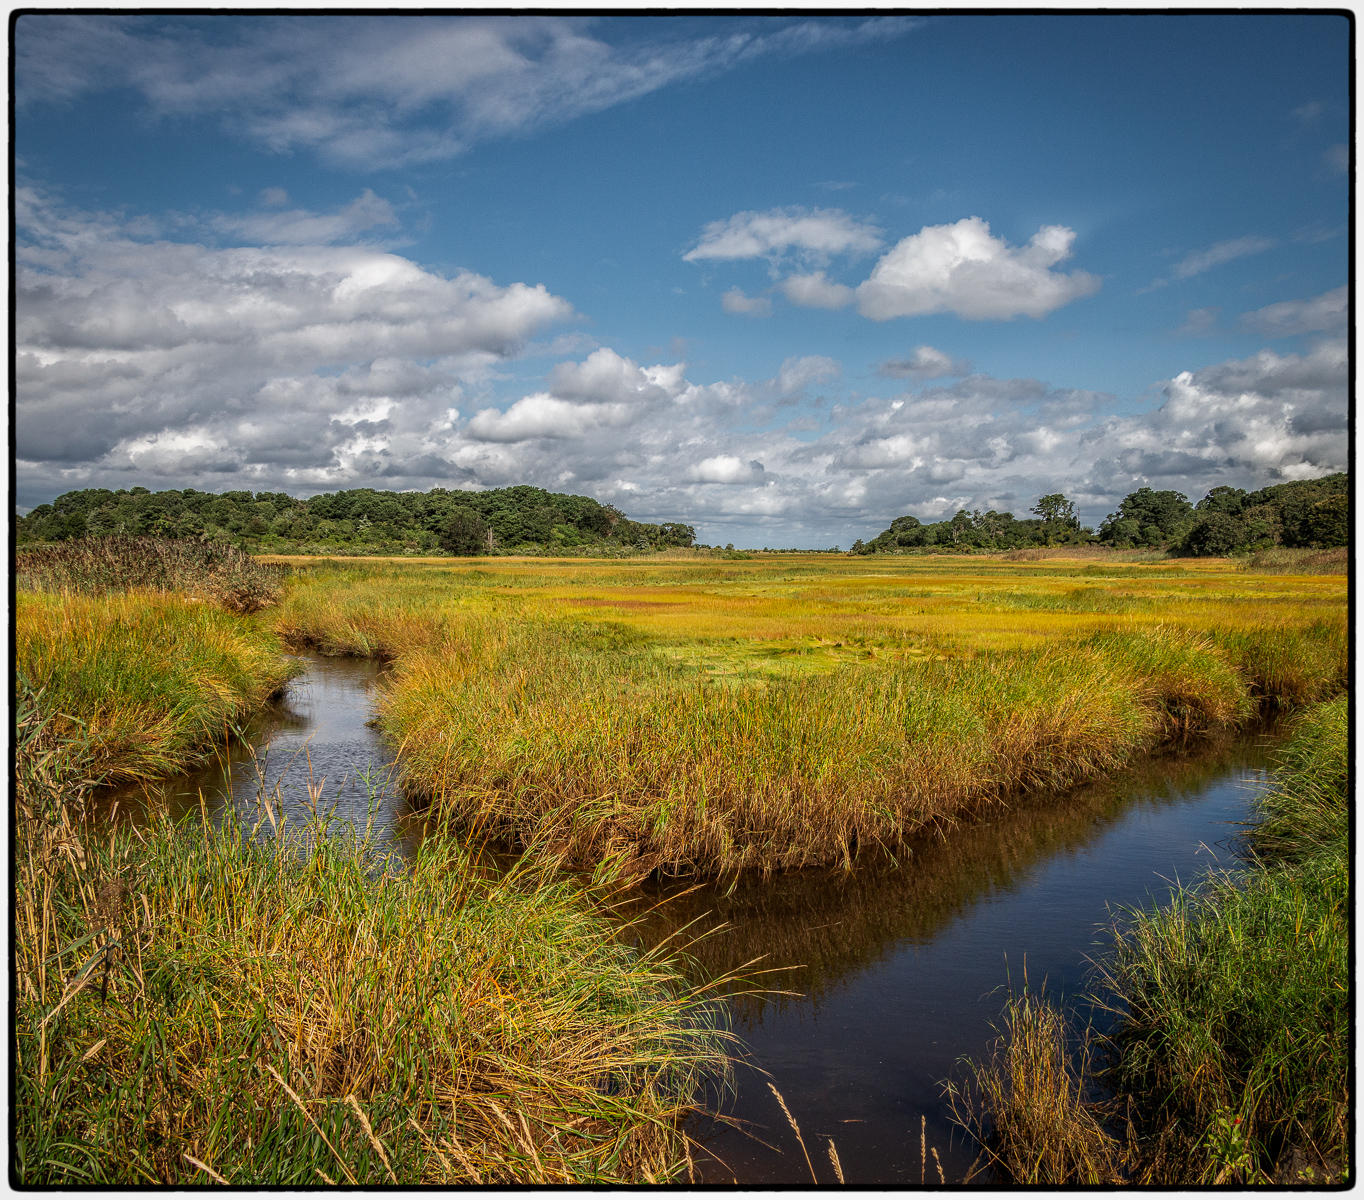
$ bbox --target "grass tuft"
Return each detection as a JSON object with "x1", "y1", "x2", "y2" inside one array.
[{"x1": 947, "y1": 984, "x2": 1124, "y2": 1185}]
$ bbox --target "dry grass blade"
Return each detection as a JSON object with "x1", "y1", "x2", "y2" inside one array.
[
  {"x1": 768, "y1": 1081, "x2": 817, "y2": 1183},
  {"x1": 182, "y1": 1154, "x2": 229, "y2": 1184},
  {"x1": 826, "y1": 1138, "x2": 844, "y2": 1185},
  {"x1": 345, "y1": 1094, "x2": 397, "y2": 1183}
]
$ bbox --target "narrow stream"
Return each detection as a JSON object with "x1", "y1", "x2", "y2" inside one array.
[{"x1": 96, "y1": 653, "x2": 1276, "y2": 1185}]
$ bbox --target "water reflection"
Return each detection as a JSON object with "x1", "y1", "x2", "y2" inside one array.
[
  {"x1": 616, "y1": 734, "x2": 1275, "y2": 1184},
  {"x1": 624, "y1": 734, "x2": 1273, "y2": 1022},
  {"x1": 91, "y1": 656, "x2": 409, "y2": 865}
]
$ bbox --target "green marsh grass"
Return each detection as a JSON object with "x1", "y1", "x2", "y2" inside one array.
[
  {"x1": 1099, "y1": 695, "x2": 1350, "y2": 1184},
  {"x1": 13, "y1": 791, "x2": 730, "y2": 1184}
]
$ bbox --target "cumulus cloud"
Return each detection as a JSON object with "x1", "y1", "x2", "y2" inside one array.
[
  {"x1": 690, "y1": 455, "x2": 766, "y2": 484},
  {"x1": 685, "y1": 207, "x2": 882, "y2": 263},
  {"x1": 779, "y1": 271, "x2": 855, "y2": 309},
  {"x1": 856, "y1": 218, "x2": 1101, "y2": 321},
  {"x1": 721, "y1": 287, "x2": 772, "y2": 317},
  {"x1": 876, "y1": 345, "x2": 971, "y2": 379},
  {"x1": 1242, "y1": 285, "x2": 1346, "y2": 337},
  {"x1": 465, "y1": 348, "x2": 686, "y2": 441},
  {"x1": 16, "y1": 186, "x2": 573, "y2": 484},
  {"x1": 16, "y1": 14, "x2": 919, "y2": 169},
  {"x1": 1083, "y1": 338, "x2": 1347, "y2": 497},
  {"x1": 774, "y1": 355, "x2": 840, "y2": 394}
]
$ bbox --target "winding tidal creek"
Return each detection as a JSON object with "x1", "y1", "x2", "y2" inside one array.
[{"x1": 96, "y1": 653, "x2": 1276, "y2": 1186}]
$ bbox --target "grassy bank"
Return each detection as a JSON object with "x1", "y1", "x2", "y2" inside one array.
[
  {"x1": 13, "y1": 544, "x2": 730, "y2": 1185},
  {"x1": 954, "y1": 695, "x2": 1350, "y2": 1185},
  {"x1": 17, "y1": 590, "x2": 295, "y2": 786},
  {"x1": 1102, "y1": 694, "x2": 1350, "y2": 1184},
  {"x1": 262, "y1": 554, "x2": 1345, "y2": 876},
  {"x1": 14, "y1": 792, "x2": 728, "y2": 1183}
]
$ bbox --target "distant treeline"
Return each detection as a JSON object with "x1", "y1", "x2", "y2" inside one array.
[
  {"x1": 854, "y1": 473, "x2": 1349, "y2": 556},
  {"x1": 16, "y1": 485, "x2": 697, "y2": 556}
]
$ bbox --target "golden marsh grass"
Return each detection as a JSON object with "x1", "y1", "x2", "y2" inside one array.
[{"x1": 267, "y1": 552, "x2": 1346, "y2": 875}]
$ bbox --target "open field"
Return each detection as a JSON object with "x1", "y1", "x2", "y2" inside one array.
[
  {"x1": 264, "y1": 551, "x2": 1346, "y2": 874},
  {"x1": 13, "y1": 544, "x2": 1348, "y2": 1183}
]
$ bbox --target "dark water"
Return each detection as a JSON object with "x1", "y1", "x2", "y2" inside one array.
[
  {"x1": 95, "y1": 655, "x2": 415, "y2": 860},
  {"x1": 94, "y1": 654, "x2": 1275, "y2": 1186},
  {"x1": 628, "y1": 742, "x2": 1274, "y2": 1185}
]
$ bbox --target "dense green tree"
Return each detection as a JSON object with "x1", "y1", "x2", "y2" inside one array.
[
  {"x1": 16, "y1": 483, "x2": 695, "y2": 556},
  {"x1": 1031, "y1": 493, "x2": 1082, "y2": 543},
  {"x1": 439, "y1": 507, "x2": 490, "y2": 555},
  {"x1": 1098, "y1": 488, "x2": 1194, "y2": 548}
]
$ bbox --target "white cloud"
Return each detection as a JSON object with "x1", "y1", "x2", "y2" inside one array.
[
  {"x1": 465, "y1": 392, "x2": 633, "y2": 441},
  {"x1": 212, "y1": 189, "x2": 397, "y2": 245},
  {"x1": 721, "y1": 287, "x2": 772, "y2": 317},
  {"x1": 16, "y1": 187, "x2": 572, "y2": 474},
  {"x1": 1084, "y1": 338, "x2": 1347, "y2": 494},
  {"x1": 779, "y1": 271, "x2": 855, "y2": 309},
  {"x1": 876, "y1": 345, "x2": 971, "y2": 379},
  {"x1": 856, "y1": 217, "x2": 1100, "y2": 320},
  {"x1": 1172, "y1": 235, "x2": 1276, "y2": 279},
  {"x1": 1325, "y1": 144, "x2": 1348, "y2": 174},
  {"x1": 1242, "y1": 286, "x2": 1346, "y2": 337},
  {"x1": 690, "y1": 455, "x2": 766, "y2": 484},
  {"x1": 16, "y1": 14, "x2": 919, "y2": 170},
  {"x1": 685, "y1": 207, "x2": 882, "y2": 263},
  {"x1": 775, "y1": 355, "x2": 840, "y2": 394}
]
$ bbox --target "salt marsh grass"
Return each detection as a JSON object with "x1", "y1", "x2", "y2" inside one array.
[
  {"x1": 13, "y1": 631, "x2": 730, "y2": 1185},
  {"x1": 13, "y1": 789, "x2": 730, "y2": 1184},
  {"x1": 16, "y1": 590, "x2": 295, "y2": 785},
  {"x1": 266, "y1": 553, "x2": 1344, "y2": 874},
  {"x1": 952, "y1": 696, "x2": 1351, "y2": 1185}
]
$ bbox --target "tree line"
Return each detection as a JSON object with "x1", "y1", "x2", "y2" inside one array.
[
  {"x1": 16, "y1": 485, "x2": 697, "y2": 556},
  {"x1": 853, "y1": 473, "x2": 1348, "y2": 556}
]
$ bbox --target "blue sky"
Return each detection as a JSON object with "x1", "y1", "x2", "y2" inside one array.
[{"x1": 14, "y1": 12, "x2": 1350, "y2": 546}]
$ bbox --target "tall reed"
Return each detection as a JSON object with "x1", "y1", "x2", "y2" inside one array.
[{"x1": 17, "y1": 536, "x2": 285, "y2": 612}]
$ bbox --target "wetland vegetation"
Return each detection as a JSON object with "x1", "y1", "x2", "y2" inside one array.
[
  {"x1": 13, "y1": 535, "x2": 1349, "y2": 1184},
  {"x1": 956, "y1": 696, "x2": 1350, "y2": 1185}
]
